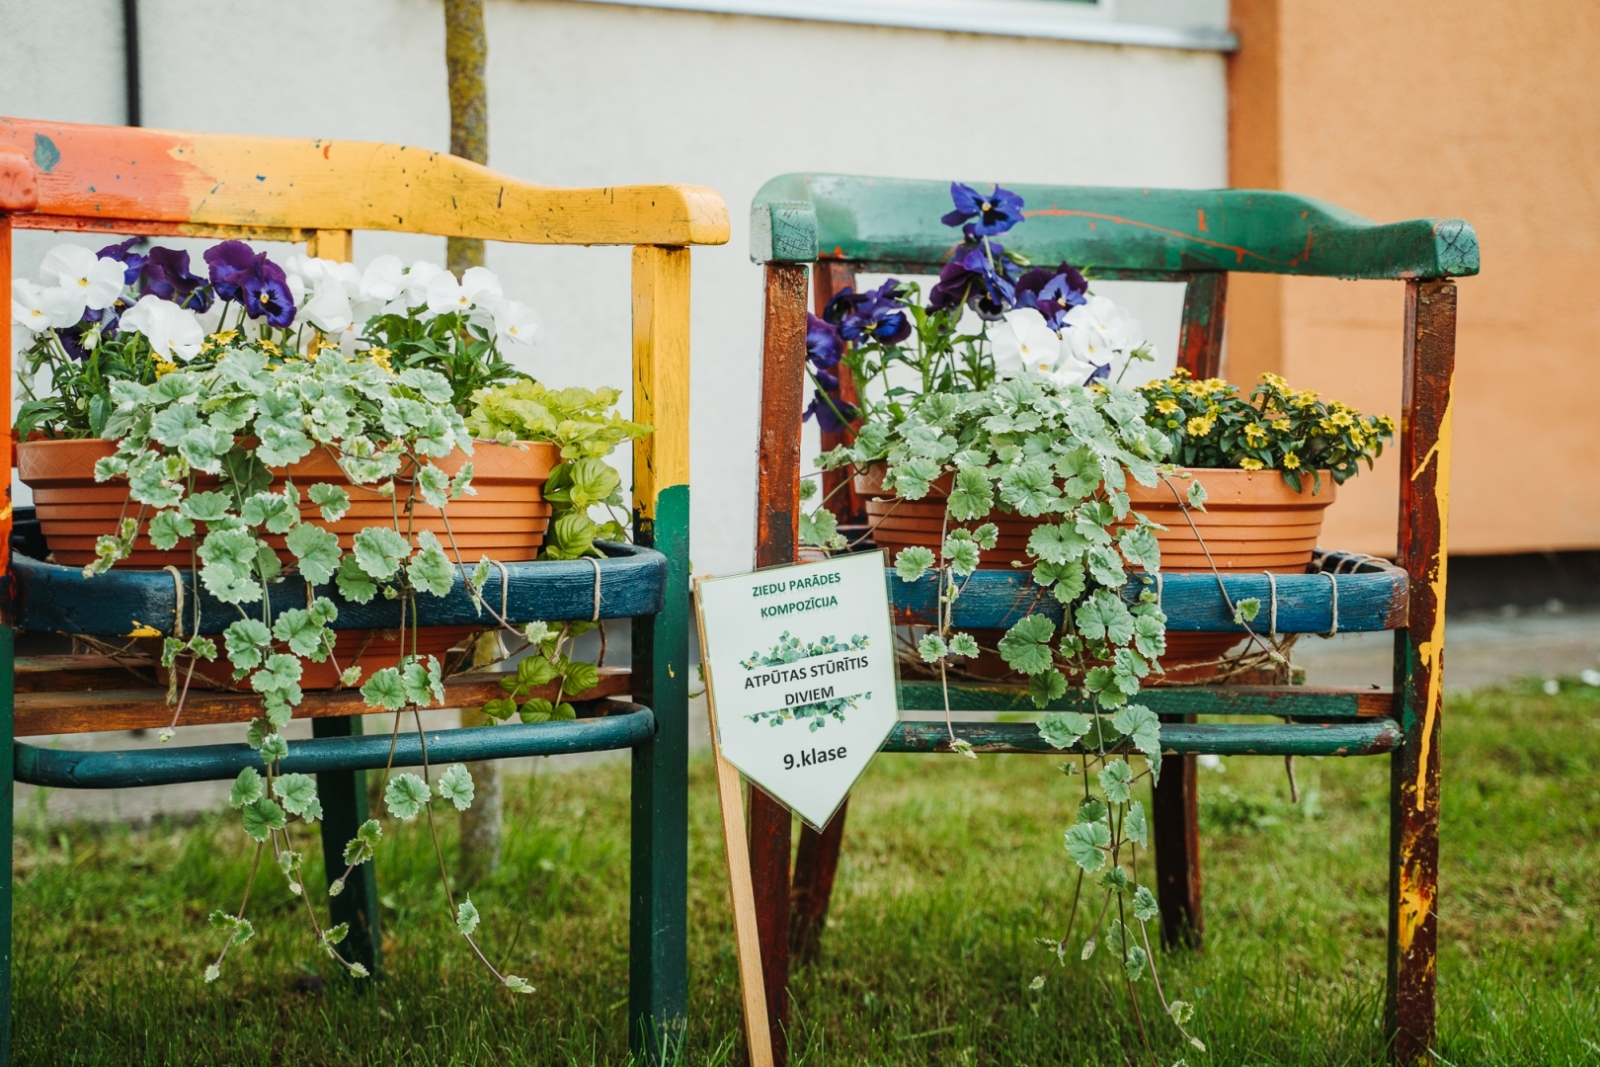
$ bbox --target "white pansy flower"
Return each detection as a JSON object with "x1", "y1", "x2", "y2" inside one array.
[
  {"x1": 1062, "y1": 295, "x2": 1145, "y2": 382},
  {"x1": 493, "y1": 301, "x2": 543, "y2": 346},
  {"x1": 302, "y1": 277, "x2": 355, "y2": 335},
  {"x1": 425, "y1": 270, "x2": 478, "y2": 318},
  {"x1": 12, "y1": 279, "x2": 88, "y2": 332},
  {"x1": 121, "y1": 294, "x2": 204, "y2": 360},
  {"x1": 404, "y1": 261, "x2": 445, "y2": 307},
  {"x1": 359, "y1": 255, "x2": 405, "y2": 303},
  {"x1": 39, "y1": 244, "x2": 126, "y2": 311},
  {"x1": 459, "y1": 266, "x2": 503, "y2": 311},
  {"x1": 991, "y1": 308, "x2": 1063, "y2": 378}
]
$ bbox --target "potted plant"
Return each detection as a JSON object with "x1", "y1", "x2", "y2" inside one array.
[
  {"x1": 801, "y1": 183, "x2": 1393, "y2": 1046},
  {"x1": 9, "y1": 237, "x2": 646, "y2": 985}
]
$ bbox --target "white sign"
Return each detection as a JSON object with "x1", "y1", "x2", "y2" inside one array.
[{"x1": 696, "y1": 551, "x2": 900, "y2": 830}]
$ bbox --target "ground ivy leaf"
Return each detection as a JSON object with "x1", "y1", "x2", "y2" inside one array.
[
  {"x1": 1064, "y1": 821, "x2": 1110, "y2": 872},
  {"x1": 384, "y1": 773, "x2": 430, "y2": 820},
  {"x1": 362, "y1": 667, "x2": 407, "y2": 712},
  {"x1": 1099, "y1": 759, "x2": 1134, "y2": 803},
  {"x1": 240, "y1": 796, "x2": 286, "y2": 841},
  {"x1": 998, "y1": 614, "x2": 1055, "y2": 676},
  {"x1": 947, "y1": 632, "x2": 980, "y2": 659},
  {"x1": 1038, "y1": 711, "x2": 1092, "y2": 749},
  {"x1": 307, "y1": 482, "x2": 351, "y2": 522},
  {"x1": 229, "y1": 766, "x2": 264, "y2": 809},
  {"x1": 406, "y1": 530, "x2": 454, "y2": 597},
  {"x1": 894, "y1": 545, "x2": 935, "y2": 583},
  {"x1": 1029, "y1": 668, "x2": 1069, "y2": 708},
  {"x1": 1132, "y1": 884, "x2": 1159, "y2": 923},
  {"x1": 437, "y1": 763, "x2": 475, "y2": 811},
  {"x1": 224, "y1": 618, "x2": 272, "y2": 673},
  {"x1": 273, "y1": 772, "x2": 319, "y2": 818},
  {"x1": 286, "y1": 523, "x2": 342, "y2": 586},
  {"x1": 456, "y1": 896, "x2": 481, "y2": 936},
  {"x1": 917, "y1": 634, "x2": 948, "y2": 663},
  {"x1": 1125, "y1": 800, "x2": 1150, "y2": 847},
  {"x1": 352, "y1": 526, "x2": 409, "y2": 580},
  {"x1": 336, "y1": 553, "x2": 379, "y2": 603}
]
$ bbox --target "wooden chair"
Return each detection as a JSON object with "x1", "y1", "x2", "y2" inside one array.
[
  {"x1": 748, "y1": 174, "x2": 1475, "y2": 1066},
  {"x1": 0, "y1": 116, "x2": 727, "y2": 1063}
]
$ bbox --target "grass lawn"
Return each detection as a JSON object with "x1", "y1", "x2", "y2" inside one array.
[{"x1": 13, "y1": 680, "x2": 1600, "y2": 1066}]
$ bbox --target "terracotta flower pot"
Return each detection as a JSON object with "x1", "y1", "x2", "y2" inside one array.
[
  {"x1": 855, "y1": 462, "x2": 1338, "y2": 680},
  {"x1": 19, "y1": 437, "x2": 559, "y2": 568},
  {"x1": 19, "y1": 437, "x2": 560, "y2": 690}
]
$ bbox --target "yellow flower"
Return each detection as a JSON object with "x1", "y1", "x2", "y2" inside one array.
[
  {"x1": 154, "y1": 360, "x2": 178, "y2": 378},
  {"x1": 1244, "y1": 423, "x2": 1268, "y2": 444},
  {"x1": 1283, "y1": 452, "x2": 1301, "y2": 469},
  {"x1": 1186, "y1": 415, "x2": 1215, "y2": 437},
  {"x1": 368, "y1": 347, "x2": 394, "y2": 373},
  {"x1": 257, "y1": 337, "x2": 282, "y2": 356},
  {"x1": 1239, "y1": 456, "x2": 1264, "y2": 471},
  {"x1": 1330, "y1": 411, "x2": 1355, "y2": 428},
  {"x1": 1155, "y1": 398, "x2": 1179, "y2": 415}
]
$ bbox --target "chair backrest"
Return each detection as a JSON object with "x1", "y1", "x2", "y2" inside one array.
[
  {"x1": 752, "y1": 172, "x2": 1478, "y2": 280},
  {"x1": 0, "y1": 117, "x2": 730, "y2": 581}
]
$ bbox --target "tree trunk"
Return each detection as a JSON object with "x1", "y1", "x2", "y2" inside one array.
[
  {"x1": 444, "y1": 0, "x2": 488, "y2": 275},
  {"x1": 445, "y1": 0, "x2": 499, "y2": 885}
]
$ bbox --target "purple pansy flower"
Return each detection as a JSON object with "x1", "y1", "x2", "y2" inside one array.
[
  {"x1": 1013, "y1": 262, "x2": 1088, "y2": 329},
  {"x1": 806, "y1": 312, "x2": 843, "y2": 369},
  {"x1": 98, "y1": 237, "x2": 147, "y2": 286},
  {"x1": 804, "y1": 389, "x2": 857, "y2": 434},
  {"x1": 204, "y1": 240, "x2": 296, "y2": 326},
  {"x1": 927, "y1": 239, "x2": 1016, "y2": 320},
  {"x1": 139, "y1": 246, "x2": 214, "y2": 312},
  {"x1": 823, "y1": 280, "x2": 912, "y2": 345},
  {"x1": 940, "y1": 182, "x2": 1025, "y2": 237},
  {"x1": 204, "y1": 240, "x2": 262, "y2": 303}
]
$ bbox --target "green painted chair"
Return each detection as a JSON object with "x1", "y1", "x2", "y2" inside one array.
[
  {"x1": 0, "y1": 116, "x2": 727, "y2": 1063},
  {"x1": 745, "y1": 173, "x2": 1475, "y2": 1066}
]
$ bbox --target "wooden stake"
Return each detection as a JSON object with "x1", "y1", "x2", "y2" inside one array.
[{"x1": 693, "y1": 577, "x2": 775, "y2": 1067}]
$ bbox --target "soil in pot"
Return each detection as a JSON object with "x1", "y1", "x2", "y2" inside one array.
[{"x1": 856, "y1": 462, "x2": 1338, "y2": 682}]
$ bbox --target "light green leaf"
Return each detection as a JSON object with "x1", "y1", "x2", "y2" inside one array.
[
  {"x1": 352, "y1": 526, "x2": 409, "y2": 580},
  {"x1": 272, "y1": 608, "x2": 326, "y2": 659},
  {"x1": 946, "y1": 467, "x2": 994, "y2": 522},
  {"x1": 1125, "y1": 800, "x2": 1149, "y2": 847},
  {"x1": 1123, "y1": 943, "x2": 1148, "y2": 982},
  {"x1": 286, "y1": 523, "x2": 341, "y2": 586},
  {"x1": 147, "y1": 509, "x2": 195, "y2": 551},
  {"x1": 997, "y1": 614, "x2": 1055, "y2": 676},
  {"x1": 970, "y1": 522, "x2": 999, "y2": 550},
  {"x1": 456, "y1": 896, "x2": 481, "y2": 936},
  {"x1": 798, "y1": 507, "x2": 840, "y2": 549},
  {"x1": 917, "y1": 633, "x2": 948, "y2": 663},
  {"x1": 437, "y1": 764, "x2": 475, "y2": 811},
  {"x1": 1028, "y1": 523, "x2": 1091, "y2": 566},
  {"x1": 384, "y1": 773, "x2": 431, "y2": 820},
  {"x1": 224, "y1": 619, "x2": 272, "y2": 672},
  {"x1": 307, "y1": 482, "x2": 351, "y2": 522},
  {"x1": 894, "y1": 545, "x2": 935, "y2": 583},
  {"x1": 943, "y1": 536, "x2": 980, "y2": 576},
  {"x1": 1064, "y1": 821, "x2": 1110, "y2": 872},
  {"x1": 181, "y1": 491, "x2": 232, "y2": 523},
  {"x1": 1132, "y1": 613, "x2": 1166, "y2": 658},
  {"x1": 1099, "y1": 758, "x2": 1134, "y2": 803},
  {"x1": 342, "y1": 818, "x2": 383, "y2": 867},
  {"x1": 1029, "y1": 668, "x2": 1069, "y2": 708},
  {"x1": 406, "y1": 530, "x2": 455, "y2": 597},
  {"x1": 1077, "y1": 795, "x2": 1108, "y2": 824},
  {"x1": 1113, "y1": 703, "x2": 1163, "y2": 783},
  {"x1": 1233, "y1": 597, "x2": 1261, "y2": 625},
  {"x1": 1038, "y1": 711, "x2": 1092, "y2": 750},
  {"x1": 998, "y1": 461, "x2": 1058, "y2": 516},
  {"x1": 504, "y1": 975, "x2": 535, "y2": 994},
  {"x1": 1186, "y1": 478, "x2": 1208, "y2": 510},
  {"x1": 1132, "y1": 884, "x2": 1159, "y2": 923},
  {"x1": 1075, "y1": 590, "x2": 1135, "y2": 646},
  {"x1": 362, "y1": 667, "x2": 407, "y2": 711},
  {"x1": 240, "y1": 796, "x2": 286, "y2": 842},
  {"x1": 415, "y1": 464, "x2": 451, "y2": 509},
  {"x1": 948, "y1": 632, "x2": 980, "y2": 659},
  {"x1": 1117, "y1": 525, "x2": 1161, "y2": 571},
  {"x1": 259, "y1": 732, "x2": 289, "y2": 763},
  {"x1": 229, "y1": 767, "x2": 264, "y2": 809},
  {"x1": 273, "y1": 773, "x2": 319, "y2": 819},
  {"x1": 336, "y1": 553, "x2": 379, "y2": 603}
]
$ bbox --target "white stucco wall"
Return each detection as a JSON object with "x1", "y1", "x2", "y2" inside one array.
[{"x1": 2, "y1": 0, "x2": 1226, "y2": 575}]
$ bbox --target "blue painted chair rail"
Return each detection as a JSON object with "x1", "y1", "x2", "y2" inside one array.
[
  {"x1": 14, "y1": 705, "x2": 656, "y2": 789},
  {"x1": 885, "y1": 718, "x2": 1401, "y2": 758},
  {"x1": 12, "y1": 541, "x2": 666, "y2": 637},
  {"x1": 888, "y1": 562, "x2": 1406, "y2": 633}
]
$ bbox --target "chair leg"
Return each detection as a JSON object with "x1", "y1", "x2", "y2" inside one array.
[
  {"x1": 0, "y1": 625, "x2": 15, "y2": 1062},
  {"x1": 790, "y1": 801, "x2": 847, "y2": 965},
  {"x1": 628, "y1": 483, "x2": 690, "y2": 1065},
  {"x1": 1151, "y1": 726, "x2": 1203, "y2": 949},
  {"x1": 314, "y1": 716, "x2": 381, "y2": 978}
]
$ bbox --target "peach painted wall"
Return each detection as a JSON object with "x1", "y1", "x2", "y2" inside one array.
[{"x1": 1226, "y1": 0, "x2": 1600, "y2": 556}]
